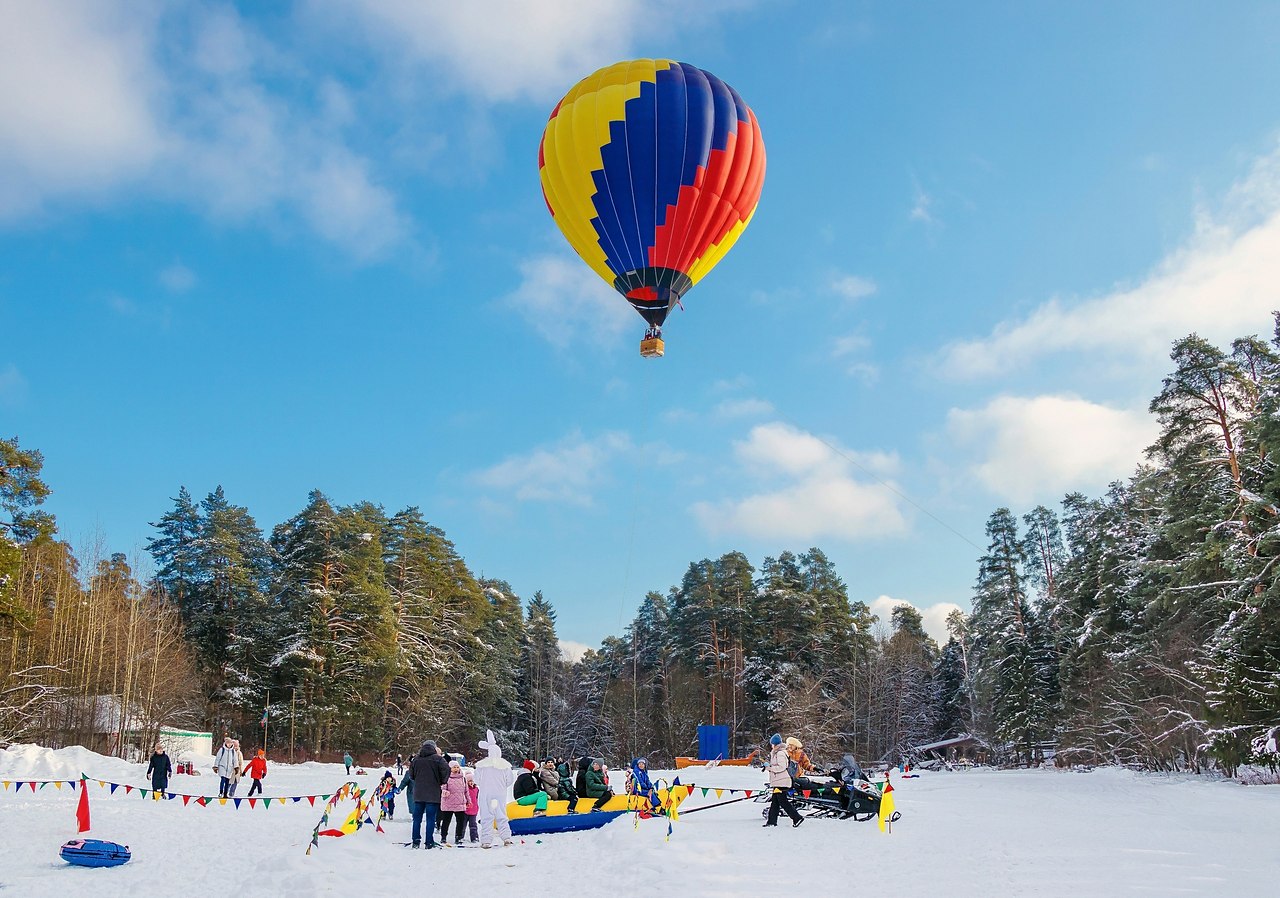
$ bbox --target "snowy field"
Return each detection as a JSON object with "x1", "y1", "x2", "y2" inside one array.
[{"x1": 0, "y1": 744, "x2": 1277, "y2": 897}]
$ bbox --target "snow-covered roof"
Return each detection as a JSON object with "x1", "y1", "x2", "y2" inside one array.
[{"x1": 910, "y1": 733, "x2": 983, "y2": 753}]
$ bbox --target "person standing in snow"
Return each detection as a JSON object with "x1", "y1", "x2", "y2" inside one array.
[
  {"x1": 764, "y1": 733, "x2": 803, "y2": 828},
  {"x1": 399, "y1": 765, "x2": 413, "y2": 816},
  {"x1": 463, "y1": 770, "x2": 479, "y2": 843},
  {"x1": 343, "y1": 751, "x2": 354, "y2": 775},
  {"x1": 227, "y1": 739, "x2": 245, "y2": 797},
  {"x1": 378, "y1": 770, "x2": 398, "y2": 820},
  {"x1": 243, "y1": 749, "x2": 268, "y2": 797},
  {"x1": 439, "y1": 759, "x2": 470, "y2": 845},
  {"x1": 408, "y1": 740, "x2": 450, "y2": 849},
  {"x1": 473, "y1": 729, "x2": 515, "y2": 849},
  {"x1": 214, "y1": 736, "x2": 237, "y2": 798},
  {"x1": 146, "y1": 743, "x2": 172, "y2": 797},
  {"x1": 395, "y1": 753, "x2": 404, "y2": 776}
]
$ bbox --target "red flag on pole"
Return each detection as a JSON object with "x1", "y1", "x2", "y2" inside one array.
[{"x1": 76, "y1": 778, "x2": 91, "y2": 833}]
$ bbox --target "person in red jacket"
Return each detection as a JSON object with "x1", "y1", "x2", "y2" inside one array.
[{"x1": 243, "y1": 749, "x2": 268, "y2": 797}]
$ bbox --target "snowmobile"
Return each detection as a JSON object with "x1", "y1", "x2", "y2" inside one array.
[{"x1": 757, "y1": 754, "x2": 883, "y2": 821}]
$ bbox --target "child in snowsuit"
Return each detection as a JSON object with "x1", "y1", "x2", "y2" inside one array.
[
  {"x1": 439, "y1": 760, "x2": 469, "y2": 845},
  {"x1": 629, "y1": 757, "x2": 659, "y2": 809},
  {"x1": 243, "y1": 749, "x2": 267, "y2": 797},
  {"x1": 473, "y1": 729, "x2": 514, "y2": 848},
  {"x1": 464, "y1": 770, "x2": 479, "y2": 843},
  {"x1": 378, "y1": 770, "x2": 398, "y2": 819}
]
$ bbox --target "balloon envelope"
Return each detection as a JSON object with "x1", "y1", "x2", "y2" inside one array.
[{"x1": 539, "y1": 59, "x2": 766, "y2": 328}]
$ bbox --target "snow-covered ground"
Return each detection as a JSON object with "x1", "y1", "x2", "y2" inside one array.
[{"x1": 0, "y1": 744, "x2": 1277, "y2": 897}]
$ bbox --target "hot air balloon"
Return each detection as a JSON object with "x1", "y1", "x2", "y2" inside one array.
[{"x1": 539, "y1": 59, "x2": 766, "y2": 357}]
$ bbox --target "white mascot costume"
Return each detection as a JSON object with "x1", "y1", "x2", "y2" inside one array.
[{"x1": 473, "y1": 729, "x2": 515, "y2": 847}]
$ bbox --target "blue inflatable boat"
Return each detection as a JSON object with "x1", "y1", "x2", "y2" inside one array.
[
  {"x1": 509, "y1": 810, "x2": 625, "y2": 836},
  {"x1": 60, "y1": 839, "x2": 131, "y2": 868}
]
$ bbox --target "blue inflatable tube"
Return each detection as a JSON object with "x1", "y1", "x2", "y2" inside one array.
[
  {"x1": 509, "y1": 810, "x2": 626, "y2": 836},
  {"x1": 60, "y1": 839, "x2": 131, "y2": 868}
]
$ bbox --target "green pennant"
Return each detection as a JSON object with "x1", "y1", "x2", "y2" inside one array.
[
  {"x1": 140, "y1": 789, "x2": 148, "y2": 798},
  {"x1": 701, "y1": 787, "x2": 709, "y2": 797},
  {"x1": 263, "y1": 798, "x2": 272, "y2": 808},
  {"x1": 39, "y1": 781, "x2": 48, "y2": 790}
]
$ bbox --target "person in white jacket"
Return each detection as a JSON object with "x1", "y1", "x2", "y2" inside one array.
[
  {"x1": 764, "y1": 733, "x2": 803, "y2": 828},
  {"x1": 473, "y1": 729, "x2": 515, "y2": 848},
  {"x1": 213, "y1": 736, "x2": 237, "y2": 798}
]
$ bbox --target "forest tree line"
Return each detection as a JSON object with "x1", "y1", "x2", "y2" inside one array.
[{"x1": 1, "y1": 322, "x2": 1278, "y2": 772}]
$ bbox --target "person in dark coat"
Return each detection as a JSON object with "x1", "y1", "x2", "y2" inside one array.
[
  {"x1": 575, "y1": 756, "x2": 591, "y2": 800},
  {"x1": 584, "y1": 759, "x2": 613, "y2": 811},
  {"x1": 408, "y1": 740, "x2": 451, "y2": 848},
  {"x1": 145, "y1": 743, "x2": 172, "y2": 797}
]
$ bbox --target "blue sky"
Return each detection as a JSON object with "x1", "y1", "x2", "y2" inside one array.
[{"x1": 4, "y1": 1, "x2": 1280, "y2": 653}]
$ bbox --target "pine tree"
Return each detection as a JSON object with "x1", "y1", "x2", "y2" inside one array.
[
  {"x1": 971, "y1": 509, "x2": 1054, "y2": 765},
  {"x1": 522, "y1": 591, "x2": 565, "y2": 759},
  {"x1": 0, "y1": 437, "x2": 52, "y2": 626}
]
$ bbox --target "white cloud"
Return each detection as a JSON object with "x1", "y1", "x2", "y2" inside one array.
[
  {"x1": 710, "y1": 375, "x2": 753, "y2": 394},
  {"x1": 0, "y1": 364, "x2": 28, "y2": 406},
  {"x1": 0, "y1": 0, "x2": 163, "y2": 215},
  {"x1": 501, "y1": 254, "x2": 633, "y2": 349},
  {"x1": 829, "y1": 273, "x2": 876, "y2": 302},
  {"x1": 471, "y1": 430, "x2": 632, "y2": 506},
  {"x1": 715, "y1": 397, "x2": 775, "y2": 419},
  {"x1": 0, "y1": 2, "x2": 409, "y2": 257},
  {"x1": 692, "y1": 422, "x2": 907, "y2": 542},
  {"x1": 947, "y1": 394, "x2": 1157, "y2": 504},
  {"x1": 869, "y1": 595, "x2": 961, "y2": 645},
  {"x1": 939, "y1": 142, "x2": 1280, "y2": 379},
  {"x1": 832, "y1": 332, "x2": 879, "y2": 383},
  {"x1": 910, "y1": 184, "x2": 934, "y2": 223},
  {"x1": 560, "y1": 640, "x2": 590, "y2": 663},
  {"x1": 329, "y1": 0, "x2": 747, "y2": 103},
  {"x1": 158, "y1": 262, "x2": 196, "y2": 293}
]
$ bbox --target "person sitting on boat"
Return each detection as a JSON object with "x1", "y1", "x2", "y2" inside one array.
[
  {"x1": 538, "y1": 758, "x2": 577, "y2": 811},
  {"x1": 513, "y1": 760, "x2": 549, "y2": 816},
  {"x1": 629, "y1": 757, "x2": 660, "y2": 808},
  {"x1": 584, "y1": 758, "x2": 614, "y2": 811}
]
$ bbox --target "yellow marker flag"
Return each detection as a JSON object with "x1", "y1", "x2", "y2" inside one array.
[
  {"x1": 715, "y1": 789, "x2": 723, "y2": 799},
  {"x1": 878, "y1": 782, "x2": 896, "y2": 833}
]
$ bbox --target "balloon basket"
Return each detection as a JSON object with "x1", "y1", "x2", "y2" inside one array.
[{"x1": 640, "y1": 337, "x2": 665, "y2": 358}]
